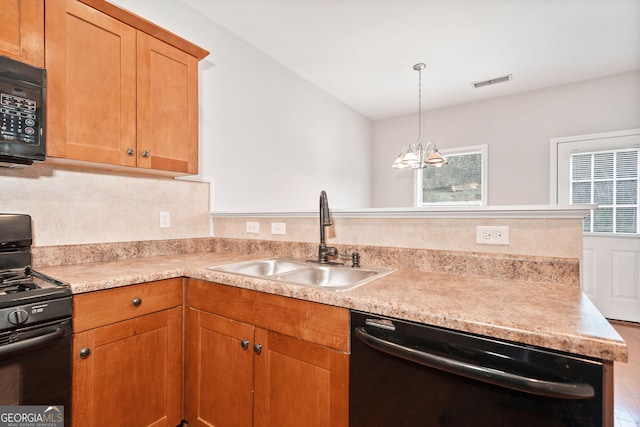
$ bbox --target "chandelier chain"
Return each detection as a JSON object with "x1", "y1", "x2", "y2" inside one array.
[{"x1": 418, "y1": 65, "x2": 422, "y2": 142}]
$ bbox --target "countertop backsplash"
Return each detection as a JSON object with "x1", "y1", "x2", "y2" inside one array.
[
  {"x1": 32, "y1": 237, "x2": 214, "y2": 267},
  {"x1": 32, "y1": 237, "x2": 580, "y2": 286}
]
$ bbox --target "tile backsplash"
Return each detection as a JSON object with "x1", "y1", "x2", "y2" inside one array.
[
  {"x1": 212, "y1": 215, "x2": 585, "y2": 259},
  {"x1": 212, "y1": 238, "x2": 580, "y2": 286},
  {"x1": 0, "y1": 164, "x2": 211, "y2": 246},
  {"x1": 2, "y1": 163, "x2": 585, "y2": 288}
]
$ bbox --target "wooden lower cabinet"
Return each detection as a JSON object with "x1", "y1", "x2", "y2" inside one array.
[
  {"x1": 184, "y1": 279, "x2": 349, "y2": 427},
  {"x1": 185, "y1": 309, "x2": 254, "y2": 426},
  {"x1": 72, "y1": 279, "x2": 182, "y2": 427},
  {"x1": 253, "y1": 328, "x2": 349, "y2": 427}
]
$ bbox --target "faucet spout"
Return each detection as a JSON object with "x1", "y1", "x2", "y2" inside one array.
[
  {"x1": 320, "y1": 190, "x2": 331, "y2": 243},
  {"x1": 318, "y1": 191, "x2": 337, "y2": 263}
]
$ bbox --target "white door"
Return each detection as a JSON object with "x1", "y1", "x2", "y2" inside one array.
[{"x1": 553, "y1": 129, "x2": 640, "y2": 322}]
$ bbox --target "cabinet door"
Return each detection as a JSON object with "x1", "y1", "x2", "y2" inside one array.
[
  {"x1": 137, "y1": 32, "x2": 199, "y2": 174},
  {"x1": 253, "y1": 329, "x2": 349, "y2": 427},
  {"x1": 45, "y1": 0, "x2": 137, "y2": 167},
  {"x1": 72, "y1": 307, "x2": 182, "y2": 427},
  {"x1": 185, "y1": 308, "x2": 255, "y2": 427},
  {"x1": 0, "y1": 0, "x2": 44, "y2": 67}
]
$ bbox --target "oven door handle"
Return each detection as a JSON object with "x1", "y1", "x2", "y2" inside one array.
[
  {"x1": 355, "y1": 327, "x2": 595, "y2": 399},
  {"x1": 0, "y1": 327, "x2": 65, "y2": 359}
]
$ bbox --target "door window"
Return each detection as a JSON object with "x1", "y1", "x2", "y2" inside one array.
[{"x1": 570, "y1": 149, "x2": 638, "y2": 234}]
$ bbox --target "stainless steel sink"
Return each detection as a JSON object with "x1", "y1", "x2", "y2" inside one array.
[
  {"x1": 211, "y1": 258, "x2": 309, "y2": 276},
  {"x1": 275, "y1": 265, "x2": 391, "y2": 291},
  {"x1": 208, "y1": 258, "x2": 394, "y2": 291}
]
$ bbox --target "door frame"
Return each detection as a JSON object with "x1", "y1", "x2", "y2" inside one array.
[{"x1": 550, "y1": 128, "x2": 640, "y2": 322}]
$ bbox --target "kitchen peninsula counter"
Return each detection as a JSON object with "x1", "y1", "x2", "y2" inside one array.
[{"x1": 37, "y1": 250, "x2": 628, "y2": 362}]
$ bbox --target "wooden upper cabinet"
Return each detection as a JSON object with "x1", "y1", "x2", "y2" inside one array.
[
  {"x1": 45, "y1": 0, "x2": 207, "y2": 175},
  {"x1": 0, "y1": 0, "x2": 44, "y2": 67},
  {"x1": 137, "y1": 32, "x2": 198, "y2": 174},
  {"x1": 45, "y1": 0, "x2": 137, "y2": 167}
]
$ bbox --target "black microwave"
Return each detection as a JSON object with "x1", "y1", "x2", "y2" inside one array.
[{"x1": 0, "y1": 56, "x2": 46, "y2": 167}]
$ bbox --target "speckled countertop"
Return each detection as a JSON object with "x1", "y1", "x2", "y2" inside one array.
[{"x1": 37, "y1": 251, "x2": 628, "y2": 363}]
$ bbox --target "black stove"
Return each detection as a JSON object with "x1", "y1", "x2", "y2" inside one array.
[
  {"x1": 0, "y1": 213, "x2": 71, "y2": 329},
  {"x1": 0, "y1": 214, "x2": 72, "y2": 425},
  {"x1": 0, "y1": 267, "x2": 70, "y2": 308}
]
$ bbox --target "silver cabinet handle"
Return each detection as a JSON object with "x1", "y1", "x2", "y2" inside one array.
[
  {"x1": 132, "y1": 298, "x2": 142, "y2": 307},
  {"x1": 240, "y1": 340, "x2": 250, "y2": 350},
  {"x1": 126, "y1": 148, "x2": 134, "y2": 156},
  {"x1": 141, "y1": 150, "x2": 150, "y2": 158},
  {"x1": 79, "y1": 347, "x2": 92, "y2": 359}
]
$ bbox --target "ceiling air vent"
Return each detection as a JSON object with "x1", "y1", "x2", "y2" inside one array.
[{"x1": 472, "y1": 74, "x2": 512, "y2": 89}]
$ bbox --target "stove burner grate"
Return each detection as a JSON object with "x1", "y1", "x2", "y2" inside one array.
[{"x1": 0, "y1": 268, "x2": 38, "y2": 292}]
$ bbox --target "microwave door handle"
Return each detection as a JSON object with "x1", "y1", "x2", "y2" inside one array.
[
  {"x1": 0, "y1": 327, "x2": 65, "y2": 359},
  {"x1": 355, "y1": 327, "x2": 595, "y2": 400}
]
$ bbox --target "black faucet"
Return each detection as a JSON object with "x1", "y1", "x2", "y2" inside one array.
[{"x1": 318, "y1": 190, "x2": 338, "y2": 263}]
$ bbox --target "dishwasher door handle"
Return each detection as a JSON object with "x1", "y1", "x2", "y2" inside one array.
[
  {"x1": 0, "y1": 327, "x2": 65, "y2": 359},
  {"x1": 355, "y1": 327, "x2": 595, "y2": 399}
]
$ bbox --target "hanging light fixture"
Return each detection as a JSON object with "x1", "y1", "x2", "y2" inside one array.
[{"x1": 392, "y1": 63, "x2": 447, "y2": 169}]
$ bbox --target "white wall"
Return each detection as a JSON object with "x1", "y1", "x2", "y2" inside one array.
[
  {"x1": 111, "y1": 0, "x2": 372, "y2": 212},
  {"x1": 49, "y1": 1, "x2": 640, "y2": 213},
  {"x1": 373, "y1": 70, "x2": 640, "y2": 207}
]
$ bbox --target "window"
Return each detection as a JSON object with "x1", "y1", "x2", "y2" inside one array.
[
  {"x1": 570, "y1": 149, "x2": 639, "y2": 234},
  {"x1": 415, "y1": 145, "x2": 487, "y2": 206}
]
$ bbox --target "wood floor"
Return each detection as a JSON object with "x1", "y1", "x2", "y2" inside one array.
[{"x1": 612, "y1": 321, "x2": 640, "y2": 427}]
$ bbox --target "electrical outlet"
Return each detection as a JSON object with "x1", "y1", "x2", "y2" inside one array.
[
  {"x1": 475, "y1": 226, "x2": 509, "y2": 245},
  {"x1": 160, "y1": 211, "x2": 170, "y2": 228},
  {"x1": 271, "y1": 222, "x2": 286, "y2": 235},
  {"x1": 246, "y1": 221, "x2": 260, "y2": 234}
]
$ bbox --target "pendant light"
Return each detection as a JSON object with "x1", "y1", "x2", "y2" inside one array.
[{"x1": 392, "y1": 63, "x2": 447, "y2": 169}]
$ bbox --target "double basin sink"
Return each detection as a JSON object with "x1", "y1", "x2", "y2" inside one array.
[{"x1": 208, "y1": 258, "x2": 394, "y2": 291}]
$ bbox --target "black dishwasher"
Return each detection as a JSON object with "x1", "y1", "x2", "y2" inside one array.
[{"x1": 350, "y1": 311, "x2": 605, "y2": 427}]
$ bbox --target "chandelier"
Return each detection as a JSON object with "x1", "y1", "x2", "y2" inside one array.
[{"x1": 392, "y1": 63, "x2": 447, "y2": 169}]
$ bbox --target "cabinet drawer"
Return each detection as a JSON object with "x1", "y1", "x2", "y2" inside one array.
[
  {"x1": 73, "y1": 278, "x2": 182, "y2": 332},
  {"x1": 186, "y1": 279, "x2": 349, "y2": 352}
]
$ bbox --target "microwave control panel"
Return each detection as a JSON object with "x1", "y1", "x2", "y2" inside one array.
[{"x1": 0, "y1": 86, "x2": 40, "y2": 146}]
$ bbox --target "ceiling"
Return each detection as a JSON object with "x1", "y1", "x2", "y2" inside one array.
[{"x1": 180, "y1": 0, "x2": 640, "y2": 120}]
